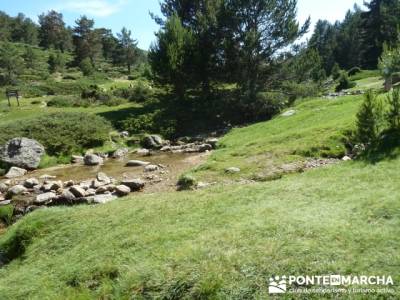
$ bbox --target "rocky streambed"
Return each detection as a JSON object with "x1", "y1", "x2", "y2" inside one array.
[{"x1": 0, "y1": 136, "x2": 217, "y2": 225}]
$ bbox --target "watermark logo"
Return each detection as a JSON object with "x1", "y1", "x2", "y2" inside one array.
[
  {"x1": 268, "y1": 276, "x2": 287, "y2": 294},
  {"x1": 268, "y1": 275, "x2": 394, "y2": 295}
]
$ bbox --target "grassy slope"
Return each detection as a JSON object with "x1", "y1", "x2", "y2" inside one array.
[
  {"x1": 192, "y1": 95, "x2": 362, "y2": 182},
  {"x1": 0, "y1": 92, "x2": 399, "y2": 299}
]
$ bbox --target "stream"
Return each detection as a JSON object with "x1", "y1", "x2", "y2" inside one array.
[{"x1": 3, "y1": 151, "x2": 209, "y2": 194}]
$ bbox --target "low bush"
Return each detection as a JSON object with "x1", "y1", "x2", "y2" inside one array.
[
  {"x1": 62, "y1": 75, "x2": 77, "y2": 80},
  {"x1": 112, "y1": 80, "x2": 154, "y2": 102},
  {"x1": 177, "y1": 174, "x2": 197, "y2": 190},
  {"x1": 0, "y1": 112, "x2": 112, "y2": 156},
  {"x1": 336, "y1": 72, "x2": 356, "y2": 91},
  {"x1": 47, "y1": 95, "x2": 81, "y2": 107}
]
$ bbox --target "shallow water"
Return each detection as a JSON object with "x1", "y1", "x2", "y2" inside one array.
[{"x1": 4, "y1": 152, "x2": 208, "y2": 193}]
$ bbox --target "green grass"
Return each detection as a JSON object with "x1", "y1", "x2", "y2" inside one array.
[
  {"x1": 191, "y1": 95, "x2": 362, "y2": 182},
  {"x1": 350, "y1": 76, "x2": 384, "y2": 91},
  {"x1": 0, "y1": 157, "x2": 399, "y2": 299},
  {"x1": 0, "y1": 82, "x2": 399, "y2": 298},
  {"x1": 0, "y1": 97, "x2": 140, "y2": 126}
]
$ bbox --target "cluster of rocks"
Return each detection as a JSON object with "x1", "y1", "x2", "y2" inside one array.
[
  {"x1": 67, "y1": 135, "x2": 219, "y2": 167},
  {"x1": 0, "y1": 172, "x2": 146, "y2": 222},
  {"x1": 323, "y1": 90, "x2": 365, "y2": 99},
  {"x1": 159, "y1": 137, "x2": 218, "y2": 154}
]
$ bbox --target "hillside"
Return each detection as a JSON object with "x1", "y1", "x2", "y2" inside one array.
[{"x1": 1, "y1": 93, "x2": 399, "y2": 299}]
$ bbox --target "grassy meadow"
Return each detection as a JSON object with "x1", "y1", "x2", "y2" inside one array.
[{"x1": 1, "y1": 82, "x2": 399, "y2": 298}]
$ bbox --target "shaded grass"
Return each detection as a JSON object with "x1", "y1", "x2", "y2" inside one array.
[{"x1": 0, "y1": 157, "x2": 399, "y2": 298}]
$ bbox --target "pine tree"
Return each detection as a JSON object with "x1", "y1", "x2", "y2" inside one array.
[
  {"x1": 386, "y1": 88, "x2": 400, "y2": 130},
  {"x1": 117, "y1": 27, "x2": 138, "y2": 74},
  {"x1": 356, "y1": 91, "x2": 379, "y2": 144}
]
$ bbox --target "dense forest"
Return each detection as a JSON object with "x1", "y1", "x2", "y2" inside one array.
[{"x1": 0, "y1": 0, "x2": 399, "y2": 134}]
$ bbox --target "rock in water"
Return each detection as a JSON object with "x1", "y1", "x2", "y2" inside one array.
[
  {"x1": 126, "y1": 160, "x2": 150, "y2": 167},
  {"x1": 0, "y1": 137, "x2": 45, "y2": 169},
  {"x1": 83, "y1": 154, "x2": 103, "y2": 166},
  {"x1": 144, "y1": 165, "x2": 159, "y2": 172},
  {"x1": 142, "y1": 135, "x2": 163, "y2": 149},
  {"x1": 5, "y1": 166, "x2": 27, "y2": 178},
  {"x1": 96, "y1": 172, "x2": 111, "y2": 184},
  {"x1": 136, "y1": 148, "x2": 150, "y2": 156},
  {"x1": 112, "y1": 148, "x2": 129, "y2": 158}
]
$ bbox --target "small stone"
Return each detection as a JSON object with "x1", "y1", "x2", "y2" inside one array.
[
  {"x1": 40, "y1": 174, "x2": 57, "y2": 180},
  {"x1": 199, "y1": 144, "x2": 213, "y2": 152},
  {"x1": 91, "y1": 194, "x2": 118, "y2": 204},
  {"x1": 0, "y1": 200, "x2": 11, "y2": 206},
  {"x1": 64, "y1": 180, "x2": 74, "y2": 187},
  {"x1": 120, "y1": 131, "x2": 129, "y2": 137},
  {"x1": 97, "y1": 172, "x2": 111, "y2": 184},
  {"x1": 6, "y1": 185, "x2": 27, "y2": 199},
  {"x1": 34, "y1": 192, "x2": 56, "y2": 205},
  {"x1": 71, "y1": 155, "x2": 84, "y2": 164},
  {"x1": 5, "y1": 167, "x2": 27, "y2": 179},
  {"x1": 42, "y1": 181, "x2": 63, "y2": 192},
  {"x1": 85, "y1": 188, "x2": 96, "y2": 196},
  {"x1": 281, "y1": 110, "x2": 296, "y2": 117},
  {"x1": 136, "y1": 148, "x2": 151, "y2": 156},
  {"x1": 112, "y1": 148, "x2": 129, "y2": 158},
  {"x1": 160, "y1": 146, "x2": 171, "y2": 152},
  {"x1": 115, "y1": 185, "x2": 131, "y2": 196},
  {"x1": 342, "y1": 156, "x2": 352, "y2": 161},
  {"x1": 205, "y1": 138, "x2": 219, "y2": 149},
  {"x1": 225, "y1": 167, "x2": 241, "y2": 174},
  {"x1": 83, "y1": 154, "x2": 103, "y2": 166},
  {"x1": 120, "y1": 179, "x2": 145, "y2": 191},
  {"x1": 69, "y1": 186, "x2": 86, "y2": 198},
  {"x1": 144, "y1": 164, "x2": 159, "y2": 172},
  {"x1": 126, "y1": 160, "x2": 150, "y2": 167},
  {"x1": 0, "y1": 183, "x2": 8, "y2": 193},
  {"x1": 79, "y1": 180, "x2": 92, "y2": 190},
  {"x1": 95, "y1": 186, "x2": 108, "y2": 194},
  {"x1": 59, "y1": 190, "x2": 76, "y2": 202},
  {"x1": 24, "y1": 178, "x2": 39, "y2": 188}
]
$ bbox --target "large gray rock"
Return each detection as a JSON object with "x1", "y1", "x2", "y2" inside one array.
[
  {"x1": 83, "y1": 154, "x2": 103, "y2": 166},
  {"x1": 5, "y1": 166, "x2": 27, "y2": 178},
  {"x1": 24, "y1": 178, "x2": 40, "y2": 188},
  {"x1": 0, "y1": 138, "x2": 45, "y2": 169},
  {"x1": 142, "y1": 135, "x2": 163, "y2": 149},
  {"x1": 120, "y1": 179, "x2": 145, "y2": 191}
]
